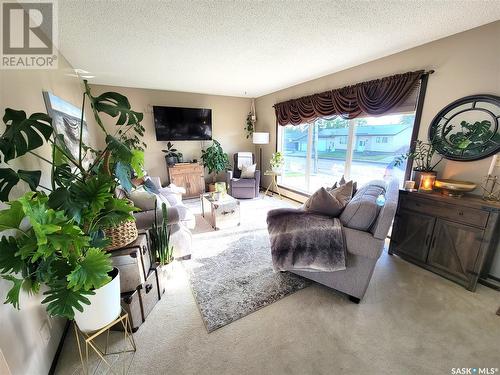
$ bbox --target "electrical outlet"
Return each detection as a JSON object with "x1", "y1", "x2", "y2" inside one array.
[{"x1": 39, "y1": 320, "x2": 51, "y2": 345}]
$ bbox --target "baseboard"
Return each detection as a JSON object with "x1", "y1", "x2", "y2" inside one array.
[{"x1": 48, "y1": 320, "x2": 70, "y2": 375}]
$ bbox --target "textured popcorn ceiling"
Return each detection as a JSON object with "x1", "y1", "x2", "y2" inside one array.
[{"x1": 59, "y1": 1, "x2": 500, "y2": 97}]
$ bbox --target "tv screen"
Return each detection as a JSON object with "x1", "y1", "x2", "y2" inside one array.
[{"x1": 153, "y1": 106, "x2": 212, "y2": 141}]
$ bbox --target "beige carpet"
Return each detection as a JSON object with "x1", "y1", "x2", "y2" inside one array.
[{"x1": 55, "y1": 194, "x2": 500, "y2": 375}]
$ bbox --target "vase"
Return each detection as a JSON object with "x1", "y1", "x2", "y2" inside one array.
[
  {"x1": 412, "y1": 170, "x2": 437, "y2": 190},
  {"x1": 165, "y1": 155, "x2": 177, "y2": 165},
  {"x1": 271, "y1": 166, "x2": 282, "y2": 174},
  {"x1": 73, "y1": 267, "x2": 121, "y2": 333}
]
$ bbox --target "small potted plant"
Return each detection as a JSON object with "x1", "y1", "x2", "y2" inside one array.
[
  {"x1": 149, "y1": 202, "x2": 174, "y2": 295},
  {"x1": 270, "y1": 151, "x2": 285, "y2": 173},
  {"x1": 162, "y1": 142, "x2": 180, "y2": 165},
  {"x1": 200, "y1": 139, "x2": 230, "y2": 191},
  {"x1": 395, "y1": 139, "x2": 443, "y2": 188},
  {"x1": 244, "y1": 112, "x2": 254, "y2": 139},
  {"x1": 177, "y1": 151, "x2": 184, "y2": 163}
]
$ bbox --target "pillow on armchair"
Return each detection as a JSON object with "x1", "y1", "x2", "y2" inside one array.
[{"x1": 240, "y1": 163, "x2": 256, "y2": 178}]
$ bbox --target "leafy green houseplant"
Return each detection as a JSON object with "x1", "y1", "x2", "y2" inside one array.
[
  {"x1": 394, "y1": 139, "x2": 444, "y2": 188},
  {"x1": 149, "y1": 202, "x2": 173, "y2": 266},
  {"x1": 244, "y1": 112, "x2": 254, "y2": 139},
  {"x1": 395, "y1": 139, "x2": 443, "y2": 173},
  {"x1": 161, "y1": 141, "x2": 181, "y2": 165},
  {"x1": 200, "y1": 139, "x2": 230, "y2": 187},
  {"x1": 0, "y1": 80, "x2": 143, "y2": 320},
  {"x1": 148, "y1": 202, "x2": 174, "y2": 295},
  {"x1": 270, "y1": 151, "x2": 284, "y2": 172}
]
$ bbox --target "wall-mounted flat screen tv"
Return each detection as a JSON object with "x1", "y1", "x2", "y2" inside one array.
[{"x1": 153, "y1": 106, "x2": 212, "y2": 141}]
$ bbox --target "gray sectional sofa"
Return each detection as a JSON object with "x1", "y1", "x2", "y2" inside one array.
[{"x1": 270, "y1": 178, "x2": 399, "y2": 302}]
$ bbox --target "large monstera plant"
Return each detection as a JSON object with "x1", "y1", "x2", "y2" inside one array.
[{"x1": 0, "y1": 80, "x2": 145, "y2": 319}]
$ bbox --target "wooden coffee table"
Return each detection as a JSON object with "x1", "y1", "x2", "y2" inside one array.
[{"x1": 201, "y1": 193, "x2": 241, "y2": 230}]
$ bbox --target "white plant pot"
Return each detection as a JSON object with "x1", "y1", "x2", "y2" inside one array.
[
  {"x1": 271, "y1": 166, "x2": 282, "y2": 173},
  {"x1": 156, "y1": 262, "x2": 174, "y2": 295},
  {"x1": 74, "y1": 267, "x2": 121, "y2": 333}
]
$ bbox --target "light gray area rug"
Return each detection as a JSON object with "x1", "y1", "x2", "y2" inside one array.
[{"x1": 184, "y1": 196, "x2": 311, "y2": 332}]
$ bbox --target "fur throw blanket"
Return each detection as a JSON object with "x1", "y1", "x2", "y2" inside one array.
[{"x1": 267, "y1": 208, "x2": 346, "y2": 272}]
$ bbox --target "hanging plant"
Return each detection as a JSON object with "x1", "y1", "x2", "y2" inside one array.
[{"x1": 244, "y1": 112, "x2": 254, "y2": 139}]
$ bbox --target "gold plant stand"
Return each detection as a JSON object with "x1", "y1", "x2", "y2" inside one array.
[
  {"x1": 264, "y1": 170, "x2": 282, "y2": 199},
  {"x1": 74, "y1": 309, "x2": 136, "y2": 375}
]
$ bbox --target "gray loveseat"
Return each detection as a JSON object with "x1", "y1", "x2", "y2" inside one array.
[{"x1": 268, "y1": 178, "x2": 399, "y2": 302}]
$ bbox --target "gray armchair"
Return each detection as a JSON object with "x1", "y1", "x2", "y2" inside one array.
[{"x1": 226, "y1": 153, "x2": 260, "y2": 199}]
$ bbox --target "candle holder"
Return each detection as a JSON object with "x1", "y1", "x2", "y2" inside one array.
[
  {"x1": 418, "y1": 173, "x2": 436, "y2": 193},
  {"x1": 480, "y1": 175, "x2": 500, "y2": 201}
]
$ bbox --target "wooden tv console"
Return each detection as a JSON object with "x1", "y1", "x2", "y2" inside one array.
[{"x1": 167, "y1": 163, "x2": 205, "y2": 198}]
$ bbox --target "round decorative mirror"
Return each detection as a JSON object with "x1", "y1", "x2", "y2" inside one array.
[{"x1": 428, "y1": 94, "x2": 500, "y2": 161}]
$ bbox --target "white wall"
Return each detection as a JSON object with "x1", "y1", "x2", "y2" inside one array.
[{"x1": 89, "y1": 84, "x2": 253, "y2": 185}]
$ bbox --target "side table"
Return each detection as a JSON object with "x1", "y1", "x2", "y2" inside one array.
[{"x1": 264, "y1": 170, "x2": 281, "y2": 199}]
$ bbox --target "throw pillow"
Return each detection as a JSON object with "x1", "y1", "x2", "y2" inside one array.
[
  {"x1": 240, "y1": 163, "x2": 256, "y2": 178},
  {"x1": 128, "y1": 187, "x2": 157, "y2": 211},
  {"x1": 304, "y1": 181, "x2": 353, "y2": 217},
  {"x1": 340, "y1": 182, "x2": 386, "y2": 231},
  {"x1": 338, "y1": 175, "x2": 357, "y2": 196}
]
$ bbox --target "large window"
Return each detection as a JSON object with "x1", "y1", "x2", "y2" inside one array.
[{"x1": 277, "y1": 113, "x2": 417, "y2": 194}]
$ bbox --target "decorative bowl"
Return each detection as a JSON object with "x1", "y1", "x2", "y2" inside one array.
[{"x1": 434, "y1": 179, "x2": 477, "y2": 197}]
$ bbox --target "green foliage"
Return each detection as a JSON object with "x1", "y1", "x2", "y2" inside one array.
[
  {"x1": 0, "y1": 192, "x2": 106, "y2": 318},
  {"x1": 130, "y1": 149, "x2": 145, "y2": 178},
  {"x1": 88, "y1": 90, "x2": 143, "y2": 127},
  {"x1": 42, "y1": 282, "x2": 94, "y2": 318},
  {"x1": 0, "y1": 200, "x2": 24, "y2": 231},
  {"x1": 0, "y1": 82, "x2": 145, "y2": 319},
  {"x1": 3, "y1": 275, "x2": 23, "y2": 309},
  {"x1": 270, "y1": 152, "x2": 284, "y2": 169},
  {"x1": 200, "y1": 139, "x2": 230, "y2": 183},
  {"x1": 394, "y1": 139, "x2": 443, "y2": 172},
  {"x1": 0, "y1": 109, "x2": 52, "y2": 162},
  {"x1": 244, "y1": 112, "x2": 254, "y2": 139},
  {"x1": 161, "y1": 142, "x2": 180, "y2": 159},
  {"x1": 0, "y1": 168, "x2": 41, "y2": 201},
  {"x1": 0, "y1": 236, "x2": 24, "y2": 274},
  {"x1": 67, "y1": 248, "x2": 112, "y2": 290},
  {"x1": 149, "y1": 202, "x2": 173, "y2": 265},
  {"x1": 447, "y1": 120, "x2": 492, "y2": 150},
  {"x1": 114, "y1": 161, "x2": 133, "y2": 193}
]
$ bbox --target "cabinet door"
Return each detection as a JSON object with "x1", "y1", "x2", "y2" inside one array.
[
  {"x1": 185, "y1": 172, "x2": 205, "y2": 197},
  {"x1": 170, "y1": 173, "x2": 187, "y2": 193},
  {"x1": 392, "y1": 209, "x2": 435, "y2": 262},
  {"x1": 427, "y1": 219, "x2": 484, "y2": 283}
]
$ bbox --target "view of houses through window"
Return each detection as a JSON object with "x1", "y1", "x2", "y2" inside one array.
[{"x1": 277, "y1": 113, "x2": 416, "y2": 194}]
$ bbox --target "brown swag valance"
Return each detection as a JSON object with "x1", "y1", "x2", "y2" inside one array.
[{"x1": 274, "y1": 70, "x2": 425, "y2": 126}]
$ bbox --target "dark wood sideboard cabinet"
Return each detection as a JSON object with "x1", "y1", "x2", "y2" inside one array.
[
  {"x1": 389, "y1": 190, "x2": 500, "y2": 291},
  {"x1": 167, "y1": 163, "x2": 205, "y2": 198}
]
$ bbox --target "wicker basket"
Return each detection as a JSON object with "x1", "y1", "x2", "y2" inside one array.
[{"x1": 105, "y1": 220, "x2": 138, "y2": 251}]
